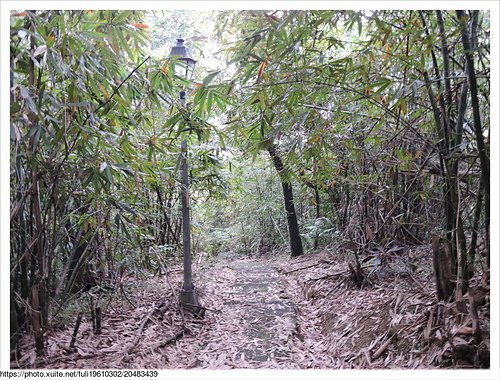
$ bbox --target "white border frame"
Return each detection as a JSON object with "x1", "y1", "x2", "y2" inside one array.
[{"x1": 1, "y1": 2, "x2": 498, "y2": 379}]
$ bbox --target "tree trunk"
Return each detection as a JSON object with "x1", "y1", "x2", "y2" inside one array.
[
  {"x1": 456, "y1": 10, "x2": 490, "y2": 266},
  {"x1": 155, "y1": 185, "x2": 168, "y2": 246},
  {"x1": 55, "y1": 223, "x2": 85, "y2": 297},
  {"x1": 10, "y1": 286, "x2": 20, "y2": 354},
  {"x1": 469, "y1": 182, "x2": 483, "y2": 279},
  {"x1": 27, "y1": 12, "x2": 48, "y2": 347},
  {"x1": 266, "y1": 143, "x2": 303, "y2": 257},
  {"x1": 313, "y1": 186, "x2": 320, "y2": 249}
]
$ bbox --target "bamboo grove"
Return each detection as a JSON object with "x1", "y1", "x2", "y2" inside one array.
[{"x1": 9, "y1": 10, "x2": 489, "y2": 354}]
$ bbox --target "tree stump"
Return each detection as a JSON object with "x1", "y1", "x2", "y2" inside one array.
[{"x1": 431, "y1": 233, "x2": 454, "y2": 300}]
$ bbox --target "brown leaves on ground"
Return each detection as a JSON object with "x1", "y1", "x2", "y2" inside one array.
[
  {"x1": 12, "y1": 244, "x2": 489, "y2": 369},
  {"x1": 273, "y1": 245, "x2": 490, "y2": 369}
]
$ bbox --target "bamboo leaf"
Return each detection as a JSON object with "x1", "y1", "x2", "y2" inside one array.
[
  {"x1": 113, "y1": 10, "x2": 133, "y2": 24},
  {"x1": 203, "y1": 70, "x2": 222, "y2": 86}
]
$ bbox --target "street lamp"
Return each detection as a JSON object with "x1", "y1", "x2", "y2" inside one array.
[
  {"x1": 168, "y1": 38, "x2": 197, "y2": 105},
  {"x1": 168, "y1": 38, "x2": 201, "y2": 314}
]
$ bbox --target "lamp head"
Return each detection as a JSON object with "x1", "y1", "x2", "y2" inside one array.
[{"x1": 168, "y1": 38, "x2": 196, "y2": 80}]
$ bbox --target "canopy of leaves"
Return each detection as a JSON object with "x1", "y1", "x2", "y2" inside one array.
[{"x1": 8, "y1": 9, "x2": 490, "y2": 369}]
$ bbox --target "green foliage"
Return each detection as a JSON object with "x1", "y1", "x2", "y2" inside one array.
[
  {"x1": 302, "y1": 217, "x2": 338, "y2": 241},
  {"x1": 192, "y1": 155, "x2": 288, "y2": 256},
  {"x1": 10, "y1": 9, "x2": 490, "y2": 341}
]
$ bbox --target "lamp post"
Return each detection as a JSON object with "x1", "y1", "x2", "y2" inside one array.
[{"x1": 168, "y1": 38, "x2": 200, "y2": 313}]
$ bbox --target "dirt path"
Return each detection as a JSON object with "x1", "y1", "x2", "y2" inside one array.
[
  {"x1": 225, "y1": 259, "x2": 297, "y2": 363},
  {"x1": 188, "y1": 256, "x2": 337, "y2": 369},
  {"x1": 14, "y1": 250, "x2": 489, "y2": 370},
  {"x1": 183, "y1": 258, "x2": 303, "y2": 368},
  {"x1": 16, "y1": 256, "x2": 315, "y2": 369}
]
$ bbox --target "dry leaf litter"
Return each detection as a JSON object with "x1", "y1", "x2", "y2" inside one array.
[{"x1": 12, "y1": 244, "x2": 489, "y2": 369}]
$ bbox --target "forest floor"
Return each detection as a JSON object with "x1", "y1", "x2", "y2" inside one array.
[{"x1": 12, "y1": 245, "x2": 490, "y2": 370}]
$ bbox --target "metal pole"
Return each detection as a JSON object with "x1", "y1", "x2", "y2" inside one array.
[
  {"x1": 180, "y1": 139, "x2": 193, "y2": 290},
  {"x1": 178, "y1": 90, "x2": 200, "y2": 312}
]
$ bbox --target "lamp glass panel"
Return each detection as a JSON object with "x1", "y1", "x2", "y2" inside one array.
[{"x1": 174, "y1": 59, "x2": 196, "y2": 80}]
